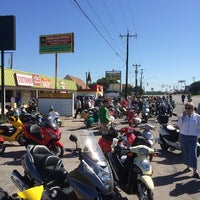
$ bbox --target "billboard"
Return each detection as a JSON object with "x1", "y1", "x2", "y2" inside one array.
[
  {"x1": 105, "y1": 71, "x2": 121, "y2": 80},
  {"x1": 39, "y1": 33, "x2": 74, "y2": 54}
]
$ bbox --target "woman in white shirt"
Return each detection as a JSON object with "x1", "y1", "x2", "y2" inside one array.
[{"x1": 177, "y1": 102, "x2": 200, "y2": 179}]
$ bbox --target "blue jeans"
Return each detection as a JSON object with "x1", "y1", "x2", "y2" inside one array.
[{"x1": 179, "y1": 134, "x2": 198, "y2": 169}]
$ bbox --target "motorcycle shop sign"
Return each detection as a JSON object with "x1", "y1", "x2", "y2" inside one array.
[{"x1": 39, "y1": 33, "x2": 74, "y2": 54}]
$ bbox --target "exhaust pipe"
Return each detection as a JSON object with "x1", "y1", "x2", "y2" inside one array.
[{"x1": 11, "y1": 169, "x2": 28, "y2": 191}]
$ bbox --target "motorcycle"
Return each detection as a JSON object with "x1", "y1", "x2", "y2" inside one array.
[
  {"x1": 98, "y1": 118, "x2": 150, "y2": 154},
  {"x1": 84, "y1": 107, "x2": 99, "y2": 128},
  {"x1": 106, "y1": 138, "x2": 155, "y2": 200},
  {"x1": 48, "y1": 106, "x2": 62, "y2": 127},
  {"x1": 11, "y1": 145, "x2": 77, "y2": 200},
  {"x1": 19, "y1": 116, "x2": 64, "y2": 157},
  {"x1": 0, "y1": 116, "x2": 24, "y2": 145},
  {"x1": 141, "y1": 103, "x2": 150, "y2": 123},
  {"x1": 12, "y1": 130, "x2": 115, "y2": 200},
  {"x1": 156, "y1": 114, "x2": 200, "y2": 156},
  {"x1": 67, "y1": 131, "x2": 115, "y2": 199},
  {"x1": 137, "y1": 123, "x2": 155, "y2": 148},
  {"x1": 0, "y1": 137, "x2": 5, "y2": 155}
]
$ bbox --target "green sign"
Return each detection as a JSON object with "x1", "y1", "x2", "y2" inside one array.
[{"x1": 39, "y1": 33, "x2": 74, "y2": 54}]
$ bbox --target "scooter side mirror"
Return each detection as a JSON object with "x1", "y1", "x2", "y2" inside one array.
[{"x1": 69, "y1": 134, "x2": 78, "y2": 143}]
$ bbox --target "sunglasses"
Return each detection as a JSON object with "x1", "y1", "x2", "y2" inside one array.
[{"x1": 185, "y1": 107, "x2": 192, "y2": 110}]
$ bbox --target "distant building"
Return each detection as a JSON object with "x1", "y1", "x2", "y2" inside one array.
[
  {"x1": 64, "y1": 74, "x2": 87, "y2": 89},
  {"x1": 65, "y1": 74, "x2": 103, "y2": 98}
]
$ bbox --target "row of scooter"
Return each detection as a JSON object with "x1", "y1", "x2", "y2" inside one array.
[
  {"x1": 0, "y1": 105, "x2": 158, "y2": 200},
  {"x1": 1, "y1": 128, "x2": 156, "y2": 200},
  {"x1": 0, "y1": 107, "x2": 64, "y2": 157},
  {"x1": 2, "y1": 106, "x2": 197, "y2": 199}
]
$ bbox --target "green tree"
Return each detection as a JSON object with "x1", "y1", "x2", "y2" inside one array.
[
  {"x1": 96, "y1": 77, "x2": 118, "y2": 91},
  {"x1": 189, "y1": 81, "x2": 200, "y2": 95}
]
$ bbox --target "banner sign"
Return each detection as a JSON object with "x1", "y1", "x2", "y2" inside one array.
[
  {"x1": 41, "y1": 77, "x2": 51, "y2": 88},
  {"x1": 15, "y1": 73, "x2": 34, "y2": 86},
  {"x1": 38, "y1": 91, "x2": 72, "y2": 99},
  {"x1": 105, "y1": 71, "x2": 121, "y2": 80},
  {"x1": 32, "y1": 74, "x2": 41, "y2": 86},
  {"x1": 39, "y1": 33, "x2": 74, "y2": 54}
]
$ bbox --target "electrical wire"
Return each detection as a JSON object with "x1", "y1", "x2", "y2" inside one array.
[{"x1": 68, "y1": 0, "x2": 125, "y2": 62}]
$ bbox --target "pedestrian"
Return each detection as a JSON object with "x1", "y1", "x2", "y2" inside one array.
[
  {"x1": 99, "y1": 98, "x2": 110, "y2": 135},
  {"x1": 10, "y1": 95, "x2": 16, "y2": 110},
  {"x1": 181, "y1": 94, "x2": 186, "y2": 104},
  {"x1": 176, "y1": 102, "x2": 200, "y2": 179},
  {"x1": 74, "y1": 97, "x2": 82, "y2": 119},
  {"x1": 16, "y1": 94, "x2": 21, "y2": 108}
]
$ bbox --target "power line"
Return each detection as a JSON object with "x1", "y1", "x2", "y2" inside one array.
[
  {"x1": 86, "y1": 0, "x2": 123, "y2": 57},
  {"x1": 69, "y1": 0, "x2": 125, "y2": 62}
]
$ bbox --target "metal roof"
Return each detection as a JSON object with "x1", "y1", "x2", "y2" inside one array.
[{"x1": 0, "y1": 68, "x2": 77, "y2": 91}]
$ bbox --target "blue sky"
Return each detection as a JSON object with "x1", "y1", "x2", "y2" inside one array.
[{"x1": 1, "y1": 0, "x2": 200, "y2": 91}]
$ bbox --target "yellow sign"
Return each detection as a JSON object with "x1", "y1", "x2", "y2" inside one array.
[{"x1": 38, "y1": 92, "x2": 72, "y2": 99}]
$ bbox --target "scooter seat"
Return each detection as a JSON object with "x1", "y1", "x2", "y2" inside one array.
[
  {"x1": 0, "y1": 125, "x2": 14, "y2": 132},
  {"x1": 166, "y1": 125, "x2": 176, "y2": 131},
  {"x1": 31, "y1": 145, "x2": 51, "y2": 155},
  {"x1": 30, "y1": 145, "x2": 52, "y2": 166},
  {"x1": 29, "y1": 125, "x2": 43, "y2": 140},
  {"x1": 39, "y1": 155, "x2": 68, "y2": 187}
]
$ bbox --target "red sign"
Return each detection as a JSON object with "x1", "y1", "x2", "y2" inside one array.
[
  {"x1": 32, "y1": 74, "x2": 41, "y2": 86},
  {"x1": 15, "y1": 73, "x2": 33, "y2": 86}
]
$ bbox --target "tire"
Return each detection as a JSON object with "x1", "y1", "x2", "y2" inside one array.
[
  {"x1": 0, "y1": 142, "x2": 5, "y2": 155},
  {"x1": 138, "y1": 181, "x2": 154, "y2": 200},
  {"x1": 197, "y1": 146, "x2": 200, "y2": 158},
  {"x1": 50, "y1": 145, "x2": 64, "y2": 158},
  {"x1": 159, "y1": 136, "x2": 169, "y2": 151},
  {"x1": 17, "y1": 133, "x2": 26, "y2": 146},
  {"x1": 160, "y1": 143, "x2": 169, "y2": 151}
]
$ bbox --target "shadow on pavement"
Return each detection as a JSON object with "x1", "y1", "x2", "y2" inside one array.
[{"x1": 169, "y1": 179, "x2": 200, "y2": 196}]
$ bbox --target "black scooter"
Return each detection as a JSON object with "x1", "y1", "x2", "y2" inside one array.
[
  {"x1": 156, "y1": 114, "x2": 200, "y2": 156},
  {"x1": 11, "y1": 130, "x2": 114, "y2": 200}
]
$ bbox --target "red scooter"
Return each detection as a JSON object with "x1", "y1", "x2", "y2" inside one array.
[
  {"x1": 0, "y1": 137, "x2": 5, "y2": 155},
  {"x1": 19, "y1": 116, "x2": 64, "y2": 157},
  {"x1": 98, "y1": 118, "x2": 146, "y2": 154}
]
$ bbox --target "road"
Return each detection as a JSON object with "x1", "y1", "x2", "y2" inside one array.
[{"x1": 0, "y1": 94, "x2": 200, "y2": 199}]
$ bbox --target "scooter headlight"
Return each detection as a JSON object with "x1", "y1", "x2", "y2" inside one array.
[
  {"x1": 97, "y1": 166, "x2": 112, "y2": 190},
  {"x1": 141, "y1": 159, "x2": 151, "y2": 171}
]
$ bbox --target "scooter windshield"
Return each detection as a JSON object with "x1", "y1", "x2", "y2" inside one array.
[{"x1": 78, "y1": 130, "x2": 107, "y2": 167}]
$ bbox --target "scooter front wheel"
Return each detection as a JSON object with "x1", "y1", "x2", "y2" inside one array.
[
  {"x1": 0, "y1": 142, "x2": 5, "y2": 155},
  {"x1": 17, "y1": 133, "x2": 26, "y2": 146},
  {"x1": 137, "y1": 181, "x2": 154, "y2": 200}
]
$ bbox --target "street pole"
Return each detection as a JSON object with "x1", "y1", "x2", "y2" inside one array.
[
  {"x1": 133, "y1": 64, "x2": 141, "y2": 97},
  {"x1": 120, "y1": 31, "x2": 137, "y2": 100},
  {"x1": 1, "y1": 50, "x2": 5, "y2": 114},
  {"x1": 140, "y1": 69, "x2": 144, "y2": 97}
]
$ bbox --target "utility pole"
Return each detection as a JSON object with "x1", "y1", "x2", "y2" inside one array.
[
  {"x1": 120, "y1": 31, "x2": 137, "y2": 100},
  {"x1": 133, "y1": 64, "x2": 141, "y2": 97},
  {"x1": 140, "y1": 69, "x2": 144, "y2": 97}
]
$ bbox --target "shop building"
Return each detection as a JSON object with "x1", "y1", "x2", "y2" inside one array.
[{"x1": 0, "y1": 68, "x2": 77, "y2": 113}]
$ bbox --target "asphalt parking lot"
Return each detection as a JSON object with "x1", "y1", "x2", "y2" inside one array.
[{"x1": 0, "y1": 94, "x2": 200, "y2": 199}]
